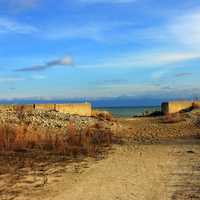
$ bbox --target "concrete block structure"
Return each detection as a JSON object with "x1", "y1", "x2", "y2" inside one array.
[
  {"x1": 13, "y1": 104, "x2": 34, "y2": 112},
  {"x1": 161, "y1": 101, "x2": 200, "y2": 114},
  {"x1": 35, "y1": 104, "x2": 56, "y2": 111},
  {"x1": 0, "y1": 103, "x2": 92, "y2": 117},
  {"x1": 56, "y1": 103, "x2": 92, "y2": 116}
]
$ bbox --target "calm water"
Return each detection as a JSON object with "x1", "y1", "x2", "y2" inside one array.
[{"x1": 95, "y1": 106, "x2": 160, "y2": 117}]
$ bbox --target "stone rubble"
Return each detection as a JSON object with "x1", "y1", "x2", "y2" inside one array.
[{"x1": 0, "y1": 110, "x2": 99, "y2": 131}]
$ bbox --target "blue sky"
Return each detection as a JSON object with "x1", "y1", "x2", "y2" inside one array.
[{"x1": 0, "y1": 0, "x2": 200, "y2": 100}]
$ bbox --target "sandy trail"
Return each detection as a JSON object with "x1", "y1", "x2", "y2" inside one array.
[{"x1": 35, "y1": 140, "x2": 200, "y2": 200}]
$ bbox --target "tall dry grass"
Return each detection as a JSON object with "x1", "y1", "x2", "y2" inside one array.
[{"x1": 0, "y1": 121, "x2": 113, "y2": 156}]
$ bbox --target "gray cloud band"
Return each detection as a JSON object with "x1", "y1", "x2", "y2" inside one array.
[
  {"x1": 175, "y1": 72, "x2": 192, "y2": 77},
  {"x1": 15, "y1": 56, "x2": 73, "y2": 72}
]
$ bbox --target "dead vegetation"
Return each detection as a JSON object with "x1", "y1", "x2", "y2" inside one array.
[
  {"x1": 0, "y1": 119, "x2": 113, "y2": 199},
  {"x1": 0, "y1": 121, "x2": 112, "y2": 156},
  {"x1": 0, "y1": 119, "x2": 113, "y2": 176}
]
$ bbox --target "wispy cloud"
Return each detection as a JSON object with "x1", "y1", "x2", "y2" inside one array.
[
  {"x1": 44, "y1": 21, "x2": 134, "y2": 41},
  {"x1": 15, "y1": 56, "x2": 73, "y2": 72},
  {"x1": 95, "y1": 82, "x2": 164, "y2": 97},
  {"x1": 44, "y1": 8, "x2": 200, "y2": 48},
  {"x1": 0, "y1": 74, "x2": 46, "y2": 83},
  {"x1": 94, "y1": 79, "x2": 128, "y2": 85},
  {"x1": 95, "y1": 82, "x2": 200, "y2": 99},
  {"x1": 0, "y1": 17, "x2": 38, "y2": 34},
  {"x1": 175, "y1": 72, "x2": 193, "y2": 78},
  {"x1": 80, "y1": 51, "x2": 200, "y2": 69},
  {"x1": 131, "y1": 9, "x2": 200, "y2": 49},
  {"x1": 168, "y1": 10, "x2": 200, "y2": 48}
]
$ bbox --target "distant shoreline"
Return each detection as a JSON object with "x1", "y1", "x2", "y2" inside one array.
[{"x1": 94, "y1": 106, "x2": 161, "y2": 118}]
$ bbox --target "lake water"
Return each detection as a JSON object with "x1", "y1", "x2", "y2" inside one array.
[{"x1": 95, "y1": 106, "x2": 161, "y2": 117}]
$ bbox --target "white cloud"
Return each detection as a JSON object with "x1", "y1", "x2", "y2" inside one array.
[
  {"x1": 168, "y1": 10, "x2": 200, "y2": 48},
  {"x1": 0, "y1": 17, "x2": 38, "y2": 34},
  {"x1": 131, "y1": 9, "x2": 200, "y2": 49}
]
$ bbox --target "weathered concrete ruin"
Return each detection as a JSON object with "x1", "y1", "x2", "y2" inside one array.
[
  {"x1": 161, "y1": 101, "x2": 200, "y2": 114},
  {"x1": 0, "y1": 103, "x2": 92, "y2": 117}
]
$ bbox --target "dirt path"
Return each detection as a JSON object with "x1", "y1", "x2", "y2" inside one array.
[{"x1": 32, "y1": 140, "x2": 199, "y2": 200}]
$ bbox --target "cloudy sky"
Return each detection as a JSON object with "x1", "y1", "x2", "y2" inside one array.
[{"x1": 0, "y1": 0, "x2": 200, "y2": 100}]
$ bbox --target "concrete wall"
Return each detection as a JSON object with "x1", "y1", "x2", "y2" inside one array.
[
  {"x1": 0, "y1": 103, "x2": 92, "y2": 116},
  {"x1": 56, "y1": 103, "x2": 92, "y2": 116},
  {"x1": 161, "y1": 101, "x2": 200, "y2": 114},
  {"x1": 35, "y1": 104, "x2": 56, "y2": 111}
]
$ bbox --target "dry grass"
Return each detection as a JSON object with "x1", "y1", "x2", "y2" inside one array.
[
  {"x1": 0, "y1": 122, "x2": 113, "y2": 156},
  {"x1": 0, "y1": 120, "x2": 113, "y2": 195}
]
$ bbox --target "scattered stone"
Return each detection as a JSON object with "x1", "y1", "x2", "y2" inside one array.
[{"x1": 0, "y1": 110, "x2": 99, "y2": 131}]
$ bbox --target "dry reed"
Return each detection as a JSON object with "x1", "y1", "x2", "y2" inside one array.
[{"x1": 0, "y1": 121, "x2": 113, "y2": 156}]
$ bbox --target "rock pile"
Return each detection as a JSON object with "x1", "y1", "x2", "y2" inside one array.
[{"x1": 0, "y1": 110, "x2": 98, "y2": 131}]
